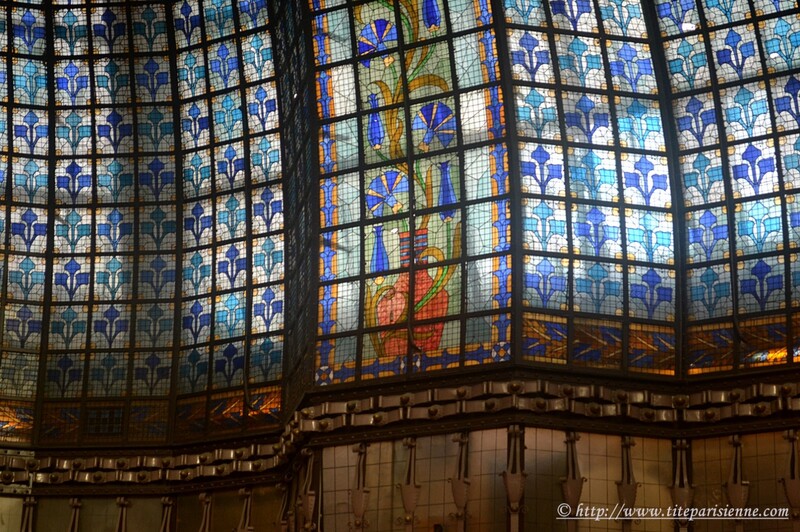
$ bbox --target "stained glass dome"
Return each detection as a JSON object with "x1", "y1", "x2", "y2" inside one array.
[
  {"x1": 0, "y1": 0, "x2": 289, "y2": 445},
  {"x1": 313, "y1": 0, "x2": 800, "y2": 385},
  {"x1": 0, "y1": 0, "x2": 798, "y2": 447}
]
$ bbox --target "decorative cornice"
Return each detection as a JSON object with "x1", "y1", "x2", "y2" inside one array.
[
  {"x1": 4, "y1": 377, "x2": 800, "y2": 493},
  {"x1": 295, "y1": 378, "x2": 797, "y2": 431}
]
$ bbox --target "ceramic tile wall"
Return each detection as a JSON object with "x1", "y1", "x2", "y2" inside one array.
[
  {"x1": 322, "y1": 443, "x2": 359, "y2": 531},
  {"x1": 631, "y1": 437, "x2": 673, "y2": 532},
  {"x1": 0, "y1": 498, "x2": 21, "y2": 532},
  {"x1": 413, "y1": 434, "x2": 461, "y2": 531},
  {"x1": 466, "y1": 428, "x2": 507, "y2": 529},
  {"x1": 322, "y1": 440, "x2": 404, "y2": 531},
  {"x1": 373, "y1": 440, "x2": 406, "y2": 530},
  {"x1": 74, "y1": 498, "x2": 116, "y2": 532},
  {"x1": 171, "y1": 489, "x2": 281, "y2": 531},
  {"x1": 522, "y1": 431, "x2": 673, "y2": 531},
  {"x1": 692, "y1": 436, "x2": 730, "y2": 532},
  {"x1": 737, "y1": 432, "x2": 792, "y2": 532},
  {"x1": 32, "y1": 497, "x2": 162, "y2": 532},
  {"x1": 692, "y1": 434, "x2": 795, "y2": 532},
  {"x1": 34, "y1": 499, "x2": 71, "y2": 532},
  {"x1": 318, "y1": 429, "x2": 798, "y2": 531},
  {"x1": 524, "y1": 427, "x2": 567, "y2": 530},
  {"x1": 321, "y1": 430, "x2": 506, "y2": 530},
  {"x1": 580, "y1": 433, "x2": 625, "y2": 532}
]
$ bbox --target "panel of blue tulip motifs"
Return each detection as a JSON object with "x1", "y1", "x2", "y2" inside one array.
[
  {"x1": 658, "y1": 0, "x2": 800, "y2": 372},
  {"x1": 0, "y1": 0, "x2": 282, "y2": 443},
  {"x1": 0, "y1": 1, "x2": 44, "y2": 442},
  {"x1": 314, "y1": 0, "x2": 511, "y2": 383},
  {"x1": 508, "y1": 0, "x2": 676, "y2": 373},
  {"x1": 43, "y1": 2, "x2": 179, "y2": 443},
  {"x1": 173, "y1": 0, "x2": 282, "y2": 439}
]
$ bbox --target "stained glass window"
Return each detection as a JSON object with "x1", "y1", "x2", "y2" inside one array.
[
  {"x1": 0, "y1": 0, "x2": 798, "y2": 442},
  {"x1": 311, "y1": 0, "x2": 800, "y2": 384},
  {"x1": 0, "y1": 0, "x2": 283, "y2": 444},
  {"x1": 659, "y1": 0, "x2": 800, "y2": 372},
  {"x1": 173, "y1": 0, "x2": 282, "y2": 439},
  {"x1": 313, "y1": 0, "x2": 511, "y2": 384},
  {"x1": 0, "y1": 3, "x2": 45, "y2": 443},
  {"x1": 507, "y1": 0, "x2": 677, "y2": 373}
]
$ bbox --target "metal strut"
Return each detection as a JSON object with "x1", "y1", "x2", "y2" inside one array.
[
  {"x1": 449, "y1": 433, "x2": 470, "y2": 532},
  {"x1": 350, "y1": 443, "x2": 370, "y2": 531},
  {"x1": 616, "y1": 436, "x2": 639, "y2": 532},
  {"x1": 561, "y1": 431, "x2": 585, "y2": 532},
  {"x1": 504, "y1": 425, "x2": 526, "y2": 532},
  {"x1": 398, "y1": 437, "x2": 420, "y2": 532}
]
